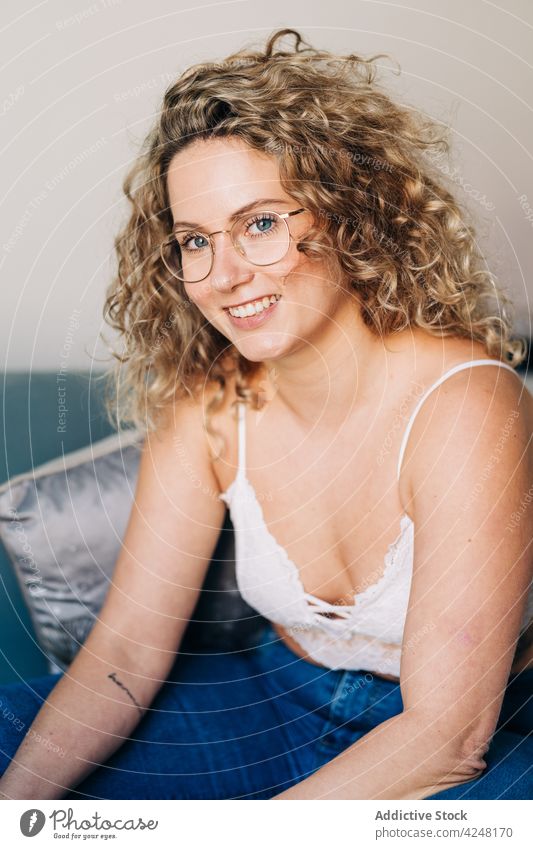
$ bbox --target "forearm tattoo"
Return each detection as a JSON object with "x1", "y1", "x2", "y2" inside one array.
[{"x1": 107, "y1": 672, "x2": 144, "y2": 717}]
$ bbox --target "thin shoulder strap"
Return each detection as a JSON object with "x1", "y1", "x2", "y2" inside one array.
[
  {"x1": 236, "y1": 400, "x2": 247, "y2": 479},
  {"x1": 396, "y1": 359, "x2": 520, "y2": 481}
]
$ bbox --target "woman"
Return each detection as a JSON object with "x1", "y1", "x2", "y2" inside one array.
[{"x1": 0, "y1": 28, "x2": 531, "y2": 801}]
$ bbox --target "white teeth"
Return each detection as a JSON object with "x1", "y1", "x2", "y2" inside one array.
[{"x1": 228, "y1": 294, "x2": 281, "y2": 318}]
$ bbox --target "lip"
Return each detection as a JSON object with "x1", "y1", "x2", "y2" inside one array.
[{"x1": 224, "y1": 296, "x2": 281, "y2": 329}]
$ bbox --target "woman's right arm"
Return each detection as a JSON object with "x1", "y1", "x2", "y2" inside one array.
[{"x1": 0, "y1": 393, "x2": 227, "y2": 799}]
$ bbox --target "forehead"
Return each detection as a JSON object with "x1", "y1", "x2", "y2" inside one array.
[{"x1": 166, "y1": 137, "x2": 289, "y2": 223}]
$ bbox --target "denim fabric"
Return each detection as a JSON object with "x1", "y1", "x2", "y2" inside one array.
[{"x1": 0, "y1": 621, "x2": 531, "y2": 800}]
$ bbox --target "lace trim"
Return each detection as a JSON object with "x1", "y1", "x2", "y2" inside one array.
[
  {"x1": 291, "y1": 627, "x2": 402, "y2": 675},
  {"x1": 222, "y1": 474, "x2": 413, "y2": 627}
]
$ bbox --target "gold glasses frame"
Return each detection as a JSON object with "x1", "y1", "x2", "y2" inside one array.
[{"x1": 159, "y1": 207, "x2": 307, "y2": 283}]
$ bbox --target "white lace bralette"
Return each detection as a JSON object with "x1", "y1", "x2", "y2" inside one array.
[{"x1": 219, "y1": 360, "x2": 533, "y2": 677}]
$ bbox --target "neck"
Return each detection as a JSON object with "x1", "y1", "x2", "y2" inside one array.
[{"x1": 261, "y1": 298, "x2": 392, "y2": 428}]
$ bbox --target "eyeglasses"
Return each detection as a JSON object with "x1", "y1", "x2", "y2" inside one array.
[{"x1": 159, "y1": 208, "x2": 307, "y2": 283}]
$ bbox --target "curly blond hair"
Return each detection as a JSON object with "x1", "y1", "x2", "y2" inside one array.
[{"x1": 102, "y1": 27, "x2": 526, "y2": 448}]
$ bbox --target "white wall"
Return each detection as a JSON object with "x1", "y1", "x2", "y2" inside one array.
[{"x1": 1, "y1": 0, "x2": 532, "y2": 372}]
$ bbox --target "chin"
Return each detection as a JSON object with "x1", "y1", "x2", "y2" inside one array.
[{"x1": 234, "y1": 336, "x2": 296, "y2": 364}]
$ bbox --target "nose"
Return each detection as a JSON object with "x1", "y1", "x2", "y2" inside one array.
[{"x1": 209, "y1": 231, "x2": 252, "y2": 291}]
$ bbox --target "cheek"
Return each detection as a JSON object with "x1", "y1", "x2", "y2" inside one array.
[
  {"x1": 282, "y1": 239, "x2": 333, "y2": 285},
  {"x1": 279, "y1": 254, "x2": 335, "y2": 306},
  {"x1": 279, "y1": 244, "x2": 309, "y2": 277},
  {"x1": 185, "y1": 280, "x2": 210, "y2": 305},
  {"x1": 186, "y1": 281, "x2": 212, "y2": 309}
]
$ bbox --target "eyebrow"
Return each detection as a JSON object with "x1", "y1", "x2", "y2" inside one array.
[{"x1": 172, "y1": 197, "x2": 292, "y2": 231}]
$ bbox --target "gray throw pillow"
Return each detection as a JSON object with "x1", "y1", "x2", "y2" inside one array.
[
  {"x1": 0, "y1": 430, "x2": 265, "y2": 675},
  {"x1": 0, "y1": 431, "x2": 143, "y2": 673}
]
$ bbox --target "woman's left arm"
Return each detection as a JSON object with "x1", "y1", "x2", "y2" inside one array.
[{"x1": 273, "y1": 368, "x2": 533, "y2": 799}]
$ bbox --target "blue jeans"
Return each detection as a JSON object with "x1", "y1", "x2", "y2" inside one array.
[{"x1": 0, "y1": 622, "x2": 531, "y2": 800}]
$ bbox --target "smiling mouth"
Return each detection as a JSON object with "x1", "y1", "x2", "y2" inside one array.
[{"x1": 225, "y1": 293, "x2": 282, "y2": 318}]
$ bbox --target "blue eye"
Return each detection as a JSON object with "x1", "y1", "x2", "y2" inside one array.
[
  {"x1": 245, "y1": 214, "x2": 278, "y2": 237},
  {"x1": 179, "y1": 233, "x2": 209, "y2": 251}
]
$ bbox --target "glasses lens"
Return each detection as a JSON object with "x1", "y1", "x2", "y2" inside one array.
[
  {"x1": 162, "y1": 231, "x2": 212, "y2": 283},
  {"x1": 234, "y1": 212, "x2": 289, "y2": 266}
]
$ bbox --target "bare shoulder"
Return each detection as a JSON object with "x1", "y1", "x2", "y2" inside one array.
[
  {"x1": 407, "y1": 331, "x2": 530, "y2": 412},
  {"x1": 395, "y1": 332, "x2": 532, "y2": 502},
  {"x1": 150, "y1": 355, "x2": 239, "y2": 435},
  {"x1": 147, "y1": 385, "x2": 210, "y2": 445},
  {"x1": 431, "y1": 337, "x2": 530, "y2": 423},
  {"x1": 431, "y1": 362, "x2": 531, "y2": 449},
  {"x1": 405, "y1": 358, "x2": 531, "y2": 492},
  {"x1": 143, "y1": 376, "x2": 231, "y2": 484}
]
